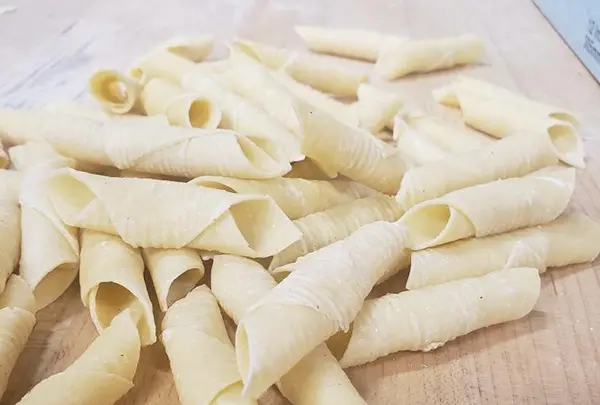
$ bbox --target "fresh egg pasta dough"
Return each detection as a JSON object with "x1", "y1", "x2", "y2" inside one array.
[
  {"x1": 399, "y1": 166, "x2": 576, "y2": 249},
  {"x1": 211, "y1": 255, "x2": 367, "y2": 405},
  {"x1": 354, "y1": 83, "x2": 403, "y2": 133},
  {"x1": 141, "y1": 78, "x2": 221, "y2": 128},
  {"x1": 298, "y1": 101, "x2": 406, "y2": 194},
  {"x1": 433, "y1": 78, "x2": 584, "y2": 168},
  {"x1": 294, "y1": 26, "x2": 405, "y2": 62},
  {"x1": 10, "y1": 142, "x2": 76, "y2": 171},
  {"x1": 0, "y1": 275, "x2": 36, "y2": 399},
  {"x1": 80, "y1": 230, "x2": 155, "y2": 346},
  {"x1": 161, "y1": 286, "x2": 257, "y2": 405},
  {"x1": 0, "y1": 170, "x2": 21, "y2": 294},
  {"x1": 158, "y1": 34, "x2": 214, "y2": 62},
  {"x1": 0, "y1": 108, "x2": 291, "y2": 179},
  {"x1": 338, "y1": 267, "x2": 540, "y2": 367},
  {"x1": 129, "y1": 50, "x2": 198, "y2": 85},
  {"x1": 236, "y1": 221, "x2": 409, "y2": 397},
  {"x1": 16, "y1": 310, "x2": 140, "y2": 405},
  {"x1": 396, "y1": 133, "x2": 559, "y2": 210},
  {"x1": 393, "y1": 116, "x2": 451, "y2": 166},
  {"x1": 142, "y1": 248, "x2": 204, "y2": 311},
  {"x1": 0, "y1": 140, "x2": 7, "y2": 168},
  {"x1": 375, "y1": 34, "x2": 485, "y2": 79},
  {"x1": 285, "y1": 158, "x2": 336, "y2": 180},
  {"x1": 407, "y1": 212, "x2": 600, "y2": 289},
  {"x1": 190, "y1": 176, "x2": 377, "y2": 219},
  {"x1": 45, "y1": 169, "x2": 301, "y2": 257},
  {"x1": 88, "y1": 69, "x2": 143, "y2": 114},
  {"x1": 269, "y1": 196, "x2": 405, "y2": 272}
]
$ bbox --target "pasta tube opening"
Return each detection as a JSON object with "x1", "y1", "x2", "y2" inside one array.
[
  {"x1": 236, "y1": 136, "x2": 292, "y2": 176},
  {"x1": 47, "y1": 173, "x2": 96, "y2": 221},
  {"x1": 188, "y1": 98, "x2": 216, "y2": 128},
  {"x1": 166, "y1": 268, "x2": 204, "y2": 308},
  {"x1": 31, "y1": 262, "x2": 78, "y2": 309},
  {"x1": 89, "y1": 70, "x2": 141, "y2": 114},
  {"x1": 547, "y1": 123, "x2": 584, "y2": 168}
]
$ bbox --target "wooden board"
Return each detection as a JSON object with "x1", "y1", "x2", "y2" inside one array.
[{"x1": 1, "y1": 0, "x2": 599, "y2": 404}]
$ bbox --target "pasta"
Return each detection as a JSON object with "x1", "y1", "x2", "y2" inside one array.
[
  {"x1": 0, "y1": 108, "x2": 291, "y2": 179},
  {"x1": 284, "y1": 158, "x2": 336, "y2": 180},
  {"x1": 0, "y1": 275, "x2": 36, "y2": 399},
  {"x1": 398, "y1": 166, "x2": 576, "y2": 249},
  {"x1": 129, "y1": 50, "x2": 198, "y2": 85},
  {"x1": 375, "y1": 34, "x2": 485, "y2": 79},
  {"x1": 294, "y1": 26, "x2": 405, "y2": 62},
  {"x1": 236, "y1": 221, "x2": 409, "y2": 397},
  {"x1": 433, "y1": 77, "x2": 584, "y2": 168},
  {"x1": 354, "y1": 83, "x2": 403, "y2": 133},
  {"x1": 393, "y1": 116, "x2": 451, "y2": 166},
  {"x1": 181, "y1": 74, "x2": 304, "y2": 162},
  {"x1": 0, "y1": 140, "x2": 7, "y2": 168},
  {"x1": 161, "y1": 285, "x2": 257, "y2": 405},
  {"x1": 140, "y1": 78, "x2": 221, "y2": 128},
  {"x1": 190, "y1": 176, "x2": 377, "y2": 219},
  {"x1": 298, "y1": 100, "x2": 406, "y2": 194},
  {"x1": 232, "y1": 38, "x2": 368, "y2": 96},
  {"x1": 211, "y1": 255, "x2": 367, "y2": 405},
  {"x1": 45, "y1": 168, "x2": 301, "y2": 257},
  {"x1": 337, "y1": 267, "x2": 540, "y2": 367},
  {"x1": 88, "y1": 69, "x2": 143, "y2": 114},
  {"x1": 16, "y1": 310, "x2": 140, "y2": 405},
  {"x1": 158, "y1": 34, "x2": 214, "y2": 62},
  {"x1": 0, "y1": 169, "x2": 21, "y2": 294},
  {"x1": 268, "y1": 196, "x2": 405, "y2": 271},
  {"x1": 407, "y1": 212, "x2": 600, "y2": 289},
  {"x1": 142, "y1": 248, "x2": 204, "y2": 311},
  {"x1": 396, "y1": 133, "x2": 559, "y2": 210},
  {"x1": 10, "y1": 142, "x2": 76, "y2": 171}
]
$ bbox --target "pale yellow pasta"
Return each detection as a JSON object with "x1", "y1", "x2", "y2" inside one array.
[
  {"x1": 269, "y1": 196, "x2": 405, "y2": 272},
  {"x1": 354, "y1": 83, "x2": 403, "y2": 133},
  {"x1": 285, "y1": 158, "x2": 336, "y2": 180},
  {"x1": 0, "y1": 140, "x2": 8, "y2": 168},
  {"x1": 190, "y1": 176, "x2": 377, "y2": 220},
  {"x1": 45, "y1": 169, "x2": 301, "y2": 257},
  {"x1": 338, "y1": 267, "x2": 540, "y2": 367},
  {"x1": 16, "y1": 310, "x2": 140, "y2": 405},
  {"x1": 407, "y1": 212, "x2": 600, "y2": 289},
  {"x1": 232, "y1": 38, "x2": 367, "y2": 97},
  {"x1": 141, "y1": 78, "x2": 221, "y2": 128},
  {"x1": 294, "y1": 26, "x2": 405, "y2": 62},
  {"x1": 0, "y1": 108, "x2": 291, "y2": 179},
  {"x1": 375, "y1": 35, "x2": 485, "y2": 79},
  {"x1": 396, "y1": 133, "x2": 559, "y2": 210},
  {"x1": 399, "y1": 166, "x2": 575, "y2": 250},
  {"x1": 236, "y1": 221, "x2": 409, "y2": 397},
  {"x1": 161, "y1": 285, "x2": 257, "y2": 405},
  {"x1": 0, "y1": 170, "x2": 21, "y2": 294},
  {"x1": 299, "y1": 101, "x2": 406, "y2": 194},
  {"x1": 158, "y1": 34, "x2": 214, "y2": 62},
  {"x1": 129, "y1": 50, "x2": 198, "y2": 85},
  {"x1": 393, "y1": 116, "x2": 451, "y2": 166},
  {"x1": 181, "y1": 74, "x2": 303, "y2": 162},
  {"x1": 10, "y1": 142, "x2": 76, "y2": 171},
  {"x1": 43, "y1": 102, "x2": 110, "y2": 120},
  {"x1": 211, "y1": 255, "x2": 367, "y2": 405},
  {"x1": 433, "y1": 78, "x2": 584, "y2": 168},
  {"x1": 142, "y1": 248, "x2": 204, "y2": 311},
  {"x1": 0, "y1": 275, "x2": 36, "y2": 399},
  {"x1": 89, "y1": 69, "x2": 143, "y2": 114}
]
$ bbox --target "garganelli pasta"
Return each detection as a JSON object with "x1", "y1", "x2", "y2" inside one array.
[
  {"x1": 393, "y1": 116, "x2": 451, "y2": 166},
  {"x1": 158, "y1": 34, "x2": 214, "y2": 62},
  {"x1": 354, "y1": 83, "x2": 403, "y2": 133},
  {"x1": 211, "y1": 255, "x2": 367, "y2": 405},
  {"x1": 9, "y1": 142, "x2": 76, "y2": 172},
  {"x1": 88, "y1": 69, "x2": 143, "y2": 114},
  {"x1": 0, "y1": 170, "x2": 21, "y2": 294},
  {"x1": 129, "y1": 50, "x2": 198, "y2": 85},
  {"x1": 0, "y1": 140, "x2": 7, "y2": 168}
]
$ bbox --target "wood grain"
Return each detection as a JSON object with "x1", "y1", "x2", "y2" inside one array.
[{"x1": 1, "y1": 0, "x2": 599, "y2": 404}]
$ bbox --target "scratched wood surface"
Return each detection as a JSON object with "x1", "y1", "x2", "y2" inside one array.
[{"x1": 1, "y1": 0, "x2": 600, "y2": 404}]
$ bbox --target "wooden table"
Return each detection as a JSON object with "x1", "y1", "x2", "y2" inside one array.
[{"x1": 1, "y1": 0, "x2": 599, "y2": 404}]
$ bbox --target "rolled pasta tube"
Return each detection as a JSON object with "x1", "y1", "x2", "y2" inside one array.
[
  {"x1": 339, "y1": 267, "x2": 541, "y2": 367},
  {"x1": 161, "y1": 285, "x2": 256, "y2": 405},
  {"x1": 298, "y1": 101, "x2": 406, "y2": 194},
  {"x1": 140, "y1": 78, "x2": 221, "y2": 129},
  {"x1": 0, "y1": 140, "x2": 7, "y2": 168},
  {"x1": 433, "y1": 82, "x2": 584, "y2": 168},
  {"x1": 398, "y1": 166, "x2": 576, "y2": 250},
  {"x1": 181, "y1": 74, "x2": 303, "y2": 162},
  {"x1": 0, "y1": 170, "x2": 21, "y2": 294},
  {"x1": 43, "y1": 102, "x2": 110, "y2": 120},
  {"x1": 80, "y1": 230, "x2": 155, "y2": 345},
  {"x1": 89, "y1": 69, "x2": 143, "y2": 114},
  {"x1": 129, "y1": 50, "x2": 198, "y2": 85},
  {"x1": 354, "y1": 83, "x2": 403, "y2": 133},
  {"x1": 158, "y1": 34, "x2": 214, "y2": 62},
  {"x1": 211, "y1": 255, "x2": 367, "y2": 405},
  {"x1": 268, "y1": 196, "x2": 405, "y2": 272},
  {"x1": 10, "y1": 142, "x2": 76, "y2": 171},
  {"x1": 285, "y1": 158, "x2": 335, "y2": 180},
  {"x1": 0, "y1": 275, "x2": 36, "y2": 399},
  {"x1": 408, "y1": 212, "x2": 600, "y2": 289},
  {"x1": 396, "y1": 133, "x2": 559, "y2": 210},
  {"x1": 46, "y1": 169, "x2": 301, "y2": 257},
  {"x1": 190, "y1": 176, "x2": 377, "y2": 220},
  {"x1": 142, "y1": 248, "x2": 204, "y2": 311},
  {"x1": 236, "y1": 221, "x2": 409, "y2": 397},
  {"x1": 16, "y1": 310, "x2": 140, "y2": 405},
  {"x1": 294, "y1": 26, "x2": 404, "y2": 62},
  {"x1": 0, "y1": 108, "x2": 291, "y2": 179},
  {"x1": 375, "y1": 34, "x2": 485, "y2": 79},
  {"x1": 393, "y1": 116, "x2": 451, "y2": 166}
]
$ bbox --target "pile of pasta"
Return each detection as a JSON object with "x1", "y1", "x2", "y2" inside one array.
[{"x1": 0, "y1": 26, "x2": 598, "y2": 405}]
